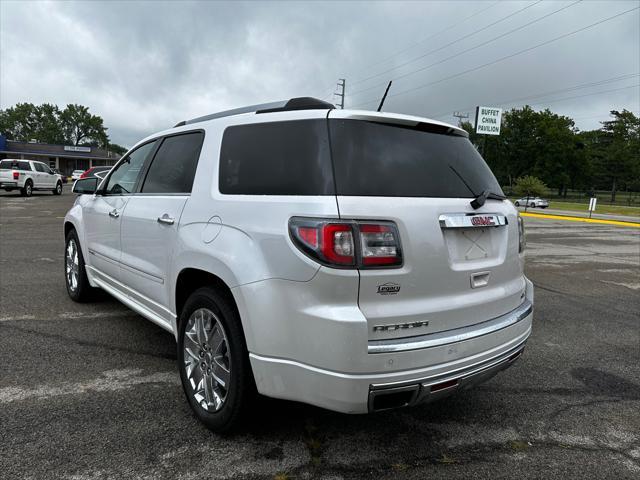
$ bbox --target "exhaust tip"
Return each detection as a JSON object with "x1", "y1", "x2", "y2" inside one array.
[{"x1": 369, "y1": 385, "x2": 419, "y2": 412}]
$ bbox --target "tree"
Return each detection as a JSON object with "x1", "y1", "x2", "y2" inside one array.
[
  {"x1": 0, "y1": 102, "x2": 111, "y2": 148},
  {"x1": 593, "y1": 110, "x2": 640, "y2": 202},
  {"x1": 59, "y1": 104, "x2": 109, "y2": 147},
  {"x1": 0, "y1": 102, "x2": 64, "y2": 143},
  {"x1": 514, "y1": 175, "x2": 547, "y2": 198}
]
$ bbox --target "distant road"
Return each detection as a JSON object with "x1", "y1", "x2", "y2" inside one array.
[{"x1": 517, "y1": 206, "x2": 640, "y2": 224}]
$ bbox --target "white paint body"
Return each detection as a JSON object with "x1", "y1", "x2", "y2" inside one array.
[
  {"x1": 0, "y1": 159, "x2": 62, "y2": 191},
  {"x1": 65, "y1": 108, "x2": 533, "y2": 414}
]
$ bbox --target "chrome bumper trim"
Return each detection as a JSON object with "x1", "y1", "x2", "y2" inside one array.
[
  {"x1": 368, "y1": 339, "x2": 526, "y2": 411},
  {"x1": 368, "y1": 300, "x2": 532, "y2": 354}
]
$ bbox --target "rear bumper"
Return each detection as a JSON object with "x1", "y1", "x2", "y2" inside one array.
[
  {"x1": 249, "y1": 319, "x2": 530, "y2": 413},
  {"x1": 0, "y1": 182, "x2": 18, "y2": 188},
  {"x1": 237, "y1": 270, "x2": 534, "y2": 414}
]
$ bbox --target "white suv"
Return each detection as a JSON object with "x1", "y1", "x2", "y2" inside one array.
[{"x1": 64, "y1": 98, "x2": 533, "y2": 432}]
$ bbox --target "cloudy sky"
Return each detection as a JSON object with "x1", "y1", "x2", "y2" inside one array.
[{"x1": 1, "y1": 0, "x2": 638, "y2": 147}]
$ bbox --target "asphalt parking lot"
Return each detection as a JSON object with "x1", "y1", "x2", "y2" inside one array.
[{"x1": 1, "y1": 187, "x2": 639, "y2": 480}]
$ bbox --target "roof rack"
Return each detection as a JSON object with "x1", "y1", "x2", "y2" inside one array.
[{"x1": 173, "y1": 97, "x2": 334, "y2": 128}]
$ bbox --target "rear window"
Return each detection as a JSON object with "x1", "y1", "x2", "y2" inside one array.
[
  {"x1": 329, "y1": 120, "x2": 502, "y2": 198},
  {"x1": 0, "y1": 160, "x2": 31, "y2": 171},
  {"x1": 219, "y1": 120, "x2": 334, "y2": 195}
]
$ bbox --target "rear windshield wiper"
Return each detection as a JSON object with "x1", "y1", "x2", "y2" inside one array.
[
  {"x1": 470, "y1": 190, "x2": 506, "y2": 209},
  {"x1": 448, "y1": 165, "x2": 506, "y2": 209}
]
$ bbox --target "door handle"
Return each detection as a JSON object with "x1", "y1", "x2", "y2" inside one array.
[
  {"x1": 108, "y1": 209, "x2": 120, "y2": 218},
  {"x1": 157, "y1": 214, "x2": 175, "y2": 225}
]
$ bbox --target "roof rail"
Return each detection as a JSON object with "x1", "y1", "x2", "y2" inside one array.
[{"x1": 173, "y1": 97, "x2": 334, "y2": 128}]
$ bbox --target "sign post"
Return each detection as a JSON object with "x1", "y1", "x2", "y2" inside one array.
[{"x1": 588, "y1": 197, "x2": 597, "y2": 218}]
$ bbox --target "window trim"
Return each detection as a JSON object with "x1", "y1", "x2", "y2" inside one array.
[{"x1": 136, "y1": 128, "x2": 205, "y2": 196}]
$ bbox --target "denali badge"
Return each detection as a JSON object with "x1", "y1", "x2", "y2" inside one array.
[
  {"x1": 377, "y1": 282, "x2": 401, "y2": 295},
  {"x1": 471, "y1": 216, "x2": 496, "y2": 226},
  {"x1": 373, "y1": 320, "x2": 429, "y2": 332}
]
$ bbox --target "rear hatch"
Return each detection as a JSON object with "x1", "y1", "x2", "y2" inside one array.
[{"x1": 327, "y1": 111, "x2": 525, "y2": 341}]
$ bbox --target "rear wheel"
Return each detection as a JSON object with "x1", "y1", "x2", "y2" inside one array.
[
  {"x1": 65, "y1": 230, "x2": 94, "y2": 302},
  {"x1": 21, "y1": 180, "x2": 33, "y2": 197},
  {"x1": 177, "y1": 287, "x2": 253, "y2": 433},
  {"x1": 53, "y1": 181, "x2": 63, "y2": 195},
  {"x1": 514, "y1": 201, "x2": 520, "y2": 207}
]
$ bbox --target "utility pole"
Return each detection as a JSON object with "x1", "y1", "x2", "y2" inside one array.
[
  {"x1": 335, "y1": 78, "x2": 345, "y2": 109},
  {"x1": 453, "y1": 111, "x2": 469, "y2": 127}
]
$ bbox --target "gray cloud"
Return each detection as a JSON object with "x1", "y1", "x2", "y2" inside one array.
[{"x1": 1, "y1": 0, "x2": 638, "y2": 148}]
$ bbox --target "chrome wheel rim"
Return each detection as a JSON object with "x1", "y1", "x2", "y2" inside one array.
[
  {"x1": 65, "y1": 238, "x2": 79, "y2": 292},
  {"x1": 57, "y1": 183, "x2": 62, "y2": 194},
  {"x1": 183, "y1": 308, "x2": 231, "y2": 412},
  {"x1": 26, "y1": 184, "x2": 32, "y2": 195}
]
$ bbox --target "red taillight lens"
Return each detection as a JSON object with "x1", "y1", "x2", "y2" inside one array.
[
  {"x1": 289, "y1": 218, "x2": 401, "y2": 269},
  {"x1": 13, "y1": 171, "x2": 19, "y2": 180},
  {"x1": 359, "y1": 224, "x2": 402, "y2": 266},
  {"x1": 322, "y1": 223, "x2": 354, "y2": 265}
]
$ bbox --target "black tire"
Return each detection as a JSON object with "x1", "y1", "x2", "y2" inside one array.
[
  {"x1": 64, "y1": 229, "x2": 95, "y2": 302},
  {"x1": 53, "y1": 181, "x2": 63, "y2": 195},
  {"x1": 514, "y1": 201, "x2": 520, "y2": 207},
  {"x1": 177, "y1": 287, "x2": 254, "y2": 433},
  {"x1": 21, "y1": 180, "x2": 33, "y2": 197}
]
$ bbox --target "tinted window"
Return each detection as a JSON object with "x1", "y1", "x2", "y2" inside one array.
[
  {"x1": 1, "y1": 160, "x2": 32, "y2": 171},
  {"x1": 329, "y1": 120, "x2": 503, "y2": 198},
  {"x1": 34, "y1": 163, "x2": 46, "y2": 172},
  {"x1": 219, "y1": 120, "x2": 334, "y2": 195},
  {"x1": 141, "y1": 132, "x2": 204, "y2": 194},
  {"x1": 105, "y1": 141, "x2": 156, "y2": 195}
]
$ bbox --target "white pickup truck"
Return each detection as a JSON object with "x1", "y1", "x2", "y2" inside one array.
[{"x1": 0, "y1": 159, "x2": 64, "y2": 196}]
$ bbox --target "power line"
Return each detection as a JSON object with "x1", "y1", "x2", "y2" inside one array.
[
  {"x1": 352, "y1": 5, "x2": 640, "y2": 108},
  {"x1": 349, "y1": 0, "x2": 582, "y2": 99},
  {"x1": 343, "y1": 1, "x2": 500, "y2": 81},
  {"x1": 430, "y1": 73, "x2": 640, "y2": 118},
  {"x1": 435, "y1": 84, "x2": 639, "y2": 122},
  {"x1": 350, "y1": 0, "x2": 543, "y2": 88},
  {"x1": 525, "y1": 84, "x2": 639, "y2": 108}
]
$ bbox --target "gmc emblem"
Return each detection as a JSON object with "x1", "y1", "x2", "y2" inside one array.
[{"x1": 471, "y1": 216, "x2": 495, "y2": 226}]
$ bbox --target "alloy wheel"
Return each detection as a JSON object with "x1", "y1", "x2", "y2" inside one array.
[
  {"x1": 65, "y1": 238, "x2": 79, "y2": 292},
  {"x1": 183, "y1": 308, "x2": 231, "y2": 412}
]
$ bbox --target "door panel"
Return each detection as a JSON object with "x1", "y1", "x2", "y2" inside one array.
[
  {"x1": 84, "y1": 195, "x2": 129, "y2": 279},
  {"x1": 119, "y1": 196, "x2": 188, "y2": 319}
]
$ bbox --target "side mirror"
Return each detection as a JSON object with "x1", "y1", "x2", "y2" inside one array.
[{"x1": 72, "y1": 177, "x2": 98, "y2": 194}]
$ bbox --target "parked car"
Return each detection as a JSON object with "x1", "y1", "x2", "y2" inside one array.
[
  {"x1": 0, "y1": 159, "x2": 63, "y2": 196},
  {"x1": 65, "y1": 97, "x2": 533, "y2": 432},
  {"x1": 52, "y1": 168, "x2": 68, "y2": 183},
  {"x1": 514, "y1": 197, "x2": 549, "y2": 208},
  {"x1": 71, "y1": 170, "x2": 85, "y2": 181},
  {"x1": 79, "y1": 166, "x2": 112, "y2": 180}
]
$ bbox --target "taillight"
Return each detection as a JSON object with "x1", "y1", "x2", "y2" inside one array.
[
  {"x1": 289, "y1": 217, "x2": 402, "y2": 269},
  {"x1": 359, "y1": 224, "x2": 401, "y2": 266},
  {"x1": 13, "y1": 171, "x2": 19, "y2": 180}
]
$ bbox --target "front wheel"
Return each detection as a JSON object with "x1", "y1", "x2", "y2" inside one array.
[
  {"x1": 53, "y1": 181, "x2": 63, "y2": 195},
  {"x1": 177, "y1": 287, "x2": 254, "y2": 433},
  {"x1": 514, "y1": 201, "x2": 520, "y2": 207},
  {"x1": 65, "y1": 230, "x2": 95, "y2": 302}
]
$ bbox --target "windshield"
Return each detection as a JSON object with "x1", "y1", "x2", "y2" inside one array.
[{"x1": 329, "y1": 120, "x2": 503, "y2": 198}]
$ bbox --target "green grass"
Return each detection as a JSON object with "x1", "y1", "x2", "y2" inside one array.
[
  {"x1": 509, "y1": 197, "x2": 640, "y2": 216},
  {"x1": 546, "y1": 201, "x2": 640, "y2": 217}
]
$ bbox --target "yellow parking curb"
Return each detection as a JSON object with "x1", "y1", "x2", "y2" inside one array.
[{"x1": 521, "y1": 212, "x2": 640, "y2": 228}]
